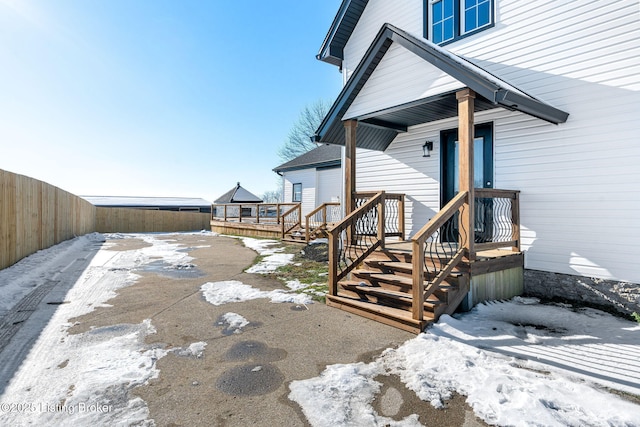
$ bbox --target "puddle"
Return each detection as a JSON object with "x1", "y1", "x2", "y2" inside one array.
[
  {"x1": 46, "y1": 301, "x2": 70, "y2": 305},
  {"x1": 138, "y1": 260, "x2": 205, "y2": 279},
  {"x1": 290, "y1": 304, "x2": 308, "y2": 311},
  {"x1": 216, "y1": 364, "x2": 284, "y2": 396},
  {"x1": 223, "y1": 340, "x2": 287, "y2": 363}
]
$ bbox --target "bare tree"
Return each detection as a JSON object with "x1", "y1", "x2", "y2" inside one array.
[
  {"x1": 277, "y1": 99, "x2": 330, "y2": 162},
  {"x1": 261, "y1": 188, "x2": 282, "y2": 203}
]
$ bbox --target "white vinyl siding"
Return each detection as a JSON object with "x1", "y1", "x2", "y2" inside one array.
[
  {"x1": 316, "y1": 167, "x2": 342, "y2": 205},
  {"x1": 345, "y1": 43, "x2": 464, "y2": 119},
  {"x1": 342, "y1": 0, "x2": 424, "y2": 81},
  {"x1": 340, "y1": 0, "x2": 640, "y2": 283},
  {"x1": 282, "y1": 169, "x2": 316, "y2": 216}
]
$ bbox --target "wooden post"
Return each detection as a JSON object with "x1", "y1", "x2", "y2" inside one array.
[
  {"x1": 328, "y1": 230, "x2": 339, "y2": 296},
  {"x1": 456, "y1": 88, "x2": 476, "y2": 260},
  {"x1": 412, "y1": 239, "x2": 425, "y2": 321},
  {"x1": 344, "y1": 120, "x2": 358, "y2": 215},
  {"x1": 398, "y1": 195, "x2": 405, "y2": 240},
  {"x1": 512, "y1": 192, "x2": 520, "y2": 252},
  {"x1": 377, "y1": 192, "x2": 386, "y2": 250}
]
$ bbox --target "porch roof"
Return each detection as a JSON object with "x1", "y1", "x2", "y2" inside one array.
[{"x1": 314, "y1": 24, "x2": 569, "y2": 151}]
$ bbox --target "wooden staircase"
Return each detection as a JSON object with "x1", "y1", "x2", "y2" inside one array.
[
  {"x1": 282, "y1": 202, "x2": 340, "y2": 244},
  {"x1": 326, "y1": 248, "x2": 470, "y2": 333},
  {"x1": 282, "y1": 224, "x2": 328, "y2": 243}
]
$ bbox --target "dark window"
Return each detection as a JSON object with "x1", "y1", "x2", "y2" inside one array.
[
  {"x1": 292, "y1": 183, "x2": 302, "y2": 202},
  {"x1": 425, "y1": 0, "x2": 493, "y2": 45}
]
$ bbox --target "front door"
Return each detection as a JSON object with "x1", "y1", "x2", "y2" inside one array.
[{"x1": 441, "y1": 123, "x2": 493, "y2": 242}]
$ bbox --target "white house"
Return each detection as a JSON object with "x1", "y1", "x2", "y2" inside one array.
[
  {"x1": 315, "y1": 0, "x2": 640, "y2": 319},
  {"x1": 273, "y1": 144, "x2": 342, "y2": 217}
]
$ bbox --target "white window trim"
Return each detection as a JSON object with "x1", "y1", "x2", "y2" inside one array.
[{"x1": 292, "y1": 183, "x2": 302, "y2": 203}]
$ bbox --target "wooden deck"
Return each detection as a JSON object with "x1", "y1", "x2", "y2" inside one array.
[{"x1": 210, "y1": 219, "x2": 283, "y2": 238}]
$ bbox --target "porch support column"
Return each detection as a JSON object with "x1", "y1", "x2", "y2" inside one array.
[
  {"x1": 456, "y1": 88, "x2": 476, "y2": 261},
  {"x1": 344, "y1": 119, "x2": 358, "y2": 215}
]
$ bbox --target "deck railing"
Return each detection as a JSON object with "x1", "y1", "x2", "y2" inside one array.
[
  {"x1": 474, "y1": 189, "x2": 520, "y2": 252},
  {"x1": 328, "y1": 191, "x2": 405, "y2": 295},
  {"x1": 410, "y1": 191, "x2": 469, "y2": 322},
  {"x1": 304, "y1": 202, "x2": 341, "y2": 243},
  {"x1": 353, "y1": 192, "x2": 405, "y2": 239},
  {"x1": 281, "y1": 204, "x2": 302, "y2": 238},
  {"x1": 211, "y1": 203, "x2": 298, "y2": 224}
]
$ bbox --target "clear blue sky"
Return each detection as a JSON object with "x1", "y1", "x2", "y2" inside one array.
[{"x1": 0, "y1": 0, "x2": 343, "y2": 201}]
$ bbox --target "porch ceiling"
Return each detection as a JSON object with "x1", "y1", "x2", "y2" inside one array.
[{"x1": 314, "y1": 24, "x2": 569, "y2": 152}]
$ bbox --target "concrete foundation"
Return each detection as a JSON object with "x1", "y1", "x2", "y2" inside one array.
[{"x1": 524, "y1": 269, "x2": 640, "y2": 316}]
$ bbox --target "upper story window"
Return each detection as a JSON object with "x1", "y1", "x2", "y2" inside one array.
[{"x1": 426, "y1": 0, "x2": 493, "y2": 45}]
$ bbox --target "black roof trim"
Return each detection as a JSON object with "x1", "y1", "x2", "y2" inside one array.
[
  {"x1": 273, "y1": 144, "x2": 342, "y2": 173},
  {"x1": 314, "y1": 24, "x2": 569, "y2": 151},
  {"x1": 317, "y1": 0, "x2": 369, "y2": 66}
]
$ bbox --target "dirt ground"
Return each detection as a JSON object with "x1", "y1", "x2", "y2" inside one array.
[{"x1": 68, "y1": 234, "x2": 487, "y2": 427}]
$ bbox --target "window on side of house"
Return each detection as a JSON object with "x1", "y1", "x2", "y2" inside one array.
[
  {"x1": 426, "y1": 0, "x2": 493, "y2": 45},
  {"x1": 292, "y1": 183, "x2": 302, "y2": 202}
]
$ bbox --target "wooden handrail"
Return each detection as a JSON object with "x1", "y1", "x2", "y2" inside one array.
[
  {"x1": 328, "y1": 192, "x2": 385, "y2": 294},
  {"x1": 305, "y1": 202, "x2": 340, "y2": 243},
  {"x1": 474, "y1": 188, "x2": 520, "y2": 199},
  {"x1": 328, "y1": 192, "x2": 383, "y2": 234},
  {"x1": 410, "y1": 191, "x2": 469, "y2": 322},
  {"x1": 211, "y1": 203, "x2": 298, "y2": 224},
  {"x1": 411, "y1": 191, "x2": 468, "y2": 247},
  {"x1": 281, "y1": 204, "x2": 302, "y2": 237},
  {"x1": 474, "y1": 188, "x2": 520, "y2": 252}
]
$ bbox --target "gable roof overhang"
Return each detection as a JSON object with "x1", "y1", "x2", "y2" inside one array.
[
  {"x1": 314, "y1": 24, "x2": 570, "y2": 151},
  {"x1": 317, "y1": 0, "x2": 369, "y2": 66},
  {"x1": 273, "y1": 144, "x2": 342, "y2": 174}
]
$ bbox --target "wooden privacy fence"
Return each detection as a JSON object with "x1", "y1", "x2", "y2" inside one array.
[
  {"x1": 0, "y1": 169, "x2": 96, "y2": 270},
  {"x1": 96, "y1": 208, "x2": 210, "y2": 233},
  {"x1": 1, "y1": 168, "x2": 213, "y2": 271}
]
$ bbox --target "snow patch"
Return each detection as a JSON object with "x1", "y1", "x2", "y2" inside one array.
[
  {"x1": 289, "y1": 363, "x2": 421, "y2": 427},
  {"x1": 201, "y1": 280, "x2": 313, "y2": 306},
  {"x1": 221, "y1": 313, "x2": 250, "y2": 332},
  {"x1": 290, "y1": 300, "x2": 640, "y2": 427}
]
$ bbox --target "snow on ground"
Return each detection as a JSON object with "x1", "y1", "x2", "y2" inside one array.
[
  {"x1": 0, "y1": 232, "x2": 216, "y2": 426},
  {"x1": 238, "y1": 237, "x2": 294, "y2": 273},
  {"x1": 201, "y1": 280, "x2": 313, "y2": 306},
  {"x1": 0, "y1": 233, "x2": 106, "y2": 317},
  {"x1": 2, "y1": 233, "x2": 639, "y2": 426},
  {"x1": 290, "y1": 298, "x2": 640, "y2": 427}
]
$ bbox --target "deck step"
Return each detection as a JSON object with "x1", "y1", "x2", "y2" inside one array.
[
  {"x1": 351, "y1": 271, "x2": 459, "y2": 302},
  {"x1": 326, "y1": 294, "x2": 432, "y2": 334},
  {"x1": 366, "y1": 260, "x2": 463, "y2": 278},
  {"x1": 340, "y1": 281, "x2": 443, "y2": 309}
]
